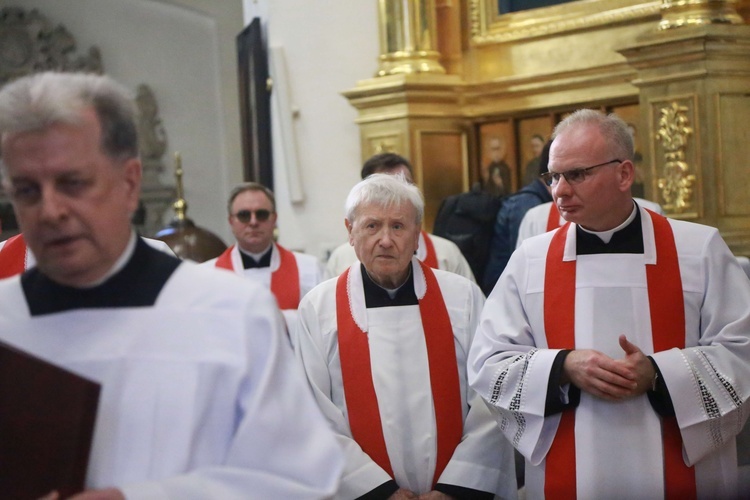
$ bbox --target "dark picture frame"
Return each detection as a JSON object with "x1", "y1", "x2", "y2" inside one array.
[{"x1": 236, "y1": 18, "x2": 273, "y2": 188}]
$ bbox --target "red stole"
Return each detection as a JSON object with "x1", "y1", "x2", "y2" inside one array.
[
  {"x1": 543, "y1": 210, "x2": 696, "y2": 499},
  {"x1": 546, "y1": 203, "x2": 561, "y2": 232},
  {"x1": 335, "y1": 261, "x2": 462, "y2": 486},
  {"x1": 215, "y1": 243, "x2": 301, "y2": 309},
  {"x1": 420, "y1": 230, "x2": 439, "y2": 269},
  {"x1": 0, "y1": 234, "x2": 28, "y2": 278}
]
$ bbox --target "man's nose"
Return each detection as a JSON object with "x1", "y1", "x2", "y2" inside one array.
[
  {"x1": 552, "y1": 176, "x2": 573, "y2": 198},
  {"x1": 38, "y1": 187, "x2": 68, "y2": 222}
]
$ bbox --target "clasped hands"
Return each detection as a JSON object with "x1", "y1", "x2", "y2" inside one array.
[{"x1": 562, "y1": 334, "x2": 656, "y2": 401}]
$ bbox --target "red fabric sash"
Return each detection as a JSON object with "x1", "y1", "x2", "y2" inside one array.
[
  {"x1": 0, "y1": 234, "x2": 28, "y2": 278},
  {"x1": 421, "y1": 230, "x2": 439, "y2": 269},
  {"x1": 215, "y1": 243, "x2": 301, "y2": 309},
  {"x1": 335, "y1": 261, "x2": 462, "y2": 486},
  {"x1": 546, "y1": 203, "x2": 561, "y2": 232},
  {"x1": 543, "y1": 211, "x2": 696, "y2": 499}
]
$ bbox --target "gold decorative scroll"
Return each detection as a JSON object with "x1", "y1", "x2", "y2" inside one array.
[
  {"x1": 655, "y1": 102, "x2": 696, "y2": 212},
  {"x1": 376, "y1": 0, "x2": 445, "y2": 76},
  {"x1": 659, "y1": 0, "x2": 743, "y2": 30}
]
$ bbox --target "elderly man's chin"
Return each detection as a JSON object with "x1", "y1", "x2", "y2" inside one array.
[{"x1": 38, "y1": 243, "x2": 107, "y2": 285}]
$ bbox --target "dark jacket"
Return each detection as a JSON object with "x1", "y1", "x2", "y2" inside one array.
[{"x1": 483, "y1": 179, "x2": 552, "y2": 294}]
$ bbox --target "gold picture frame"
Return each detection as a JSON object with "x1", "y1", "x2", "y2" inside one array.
[{"x1": 469, "y1": 0, "x2": 660, "y2": 45}]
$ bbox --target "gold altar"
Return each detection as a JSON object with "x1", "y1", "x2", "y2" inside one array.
[{"x1": 343, "y1": 0, "x2": 750, "y2": 256}]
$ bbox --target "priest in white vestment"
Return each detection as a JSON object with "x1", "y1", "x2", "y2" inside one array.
[
  {"x1": 204, "y1": 182, "x2": 322, "y2": 329},
  {"x1": 0, "y1": 71, "x2": 343, "y2": 499},
  {"x1": 515, "y1": 197, "x2": 664, "y2": 248},
  {"x1": 294, "y1": 173, "x2": 517, "y2": 499},
  {"x1": 469, "y1": 109, "x2": 750, "y2": 499},
  {"x1": 323, "y1": 152, "x2": 475, "y2": 283}
]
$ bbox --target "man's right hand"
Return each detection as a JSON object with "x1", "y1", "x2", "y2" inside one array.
[
  {"x1": 562, "y1": 348, "x2": 638, "y2": 401},
  {"x1": 389, "y1": 488, "x2": 418, "y2": 499}
]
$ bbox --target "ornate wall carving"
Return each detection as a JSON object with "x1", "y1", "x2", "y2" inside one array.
[{"x1": 0, "y1": 6, "x2": 173, "y2": 238}]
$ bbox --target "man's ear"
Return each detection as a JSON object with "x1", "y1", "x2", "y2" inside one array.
[
  {"x1": 345, "y1": 219, "x2": 354, "y2": 246},
  {"x1": 617, "y1": 160, "x2": 635, "y2": 193},
  {"x1": 122, "y1": 158, "x2": 142, "y2": 213}
]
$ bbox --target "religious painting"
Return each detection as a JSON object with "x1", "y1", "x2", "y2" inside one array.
[
  {"x1": 498, "y1": 0, "x2": 573, "y2": 14},
  {"x1": 237, "y1": 18, "x2": 273, "y2": 188},
  {"x1": 610, "y1": 103, "x2": 645, "y2": 198},
  {"x1": 518, "y1": 116, "x2": 553, "y2": 188},
  {"x1": 478, "y1": 121, "x2": 517, "y2": 195}
]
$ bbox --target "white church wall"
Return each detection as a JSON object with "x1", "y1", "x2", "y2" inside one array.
[
  {"x1": 3, "y1": 0, "x2": 378, "y2": 258},
  {"x1": 2, "y1": 0, "x2": 244, "y2": 244},
  {"x1": 242, "y1": 0, "x2": 379, "y2": 260}
]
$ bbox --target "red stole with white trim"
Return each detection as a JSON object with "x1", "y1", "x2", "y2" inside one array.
[
  {"x1": 0, "y1": 234, "x2": 28, "y2": 278},
  {"x1": 546, "y1": 203, "x2": 561, "y2": 232},
  {"x1": 335, "y1": 261, "x2": 462, "y2": 486},
  {"x1": 543, "y1": 210, "x2": 696, "y2": 499},
  {"x1": 420, "y1": 230, "x2": 439, "y2": 269},
  {"x1": 215, "y1": 243, "x2": 301, "y2": 309}
]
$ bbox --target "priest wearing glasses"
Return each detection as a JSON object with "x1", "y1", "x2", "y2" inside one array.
[
  {"x1": 469, "y1": 109, "x2": 750, "y2": 499},
  {"x1": 206, "y1": 182, "x2": 322, "y2": 327},
  {"x1": 293, "y1": 172, "x2": 517, "y2": 499}
]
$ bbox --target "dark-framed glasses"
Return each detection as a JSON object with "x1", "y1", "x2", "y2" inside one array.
[
  {"x1": 233, "y1": 209, "x2": 273, "y2": 223},
  {"x1": 541, "y1": 159, "x2": 622, "y2": 187}
]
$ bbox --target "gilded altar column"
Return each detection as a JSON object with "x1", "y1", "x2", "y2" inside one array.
[
  {"x1": 619, "y1": 4, "x2": 750, "y2": 256},
  {"x1": 376, "y1": 0, "x2": 446, "y2": 76},
  {"x1": 659, "y1": 0, "x2": 744, "y2": 30}
]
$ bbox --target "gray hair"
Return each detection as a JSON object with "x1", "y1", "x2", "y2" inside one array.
[
  {"x1": 345, "y1": 172, "x2": 424, "y2": 226},
  {"x1": 0, "y1": 71, "x2": 138, "y2": 164},
  {"x1": 227, "y1": 182, "x2": 276, "y2": 213},
  {"x1": 552, "y1": 109, "x2": 634, "y2": 161}
]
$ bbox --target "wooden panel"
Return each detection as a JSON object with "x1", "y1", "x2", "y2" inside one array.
[
  {"x1": 717, "y1": 94, "x2": 750, "y2": 217},
  {"x1": 420, "y1": 132, "x2": 465, "y2": 231}
]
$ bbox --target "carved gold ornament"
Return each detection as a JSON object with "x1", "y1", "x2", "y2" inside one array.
[{"x1": 655, "y1": 102, "x2": 696, "y2": 212}]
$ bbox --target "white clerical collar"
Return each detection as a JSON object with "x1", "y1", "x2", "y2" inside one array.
[
  {"x1": 579, "y1": 200, "x2": 638, "y2": 244},
  {"x1": 239, "y1": 243, "x2": 273, "y2": 261},
  {"x1": 80, "y1": 231, "x2": 138, "y2": 288}
]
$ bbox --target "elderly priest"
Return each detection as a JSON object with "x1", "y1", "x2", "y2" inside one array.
[
  {"x1": 293, "y1": 173, "x2": 517, "y2": 499},
  {"x1": 0, "y1": 71, "x2": 343, "y2": 498}
]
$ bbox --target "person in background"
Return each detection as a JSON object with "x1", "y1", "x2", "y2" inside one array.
[
  {"x1": 469, "y1": 109, "x2": 750, "y2": 498},
  {"x1": 483, "y1": 140, "x2": 553, "y2": 293},
  {"x1": 324, "y1": 152, "x2": 475, "y2": 283},
  {"x1": 482, "y1": 136, "x2": 511, "y2": 196},
  {"x1": 521, "y1": 134, "x2": 545, "y2": 187},
  {"x1": 294, "y1": 173, "x2": 517, "y2": 499},
  {"x1": 204, "y1": 182, "x2": 322, "y2": 328},
  {"x1": 0, "y1": 71, "x2": 343, "y2": 498}
]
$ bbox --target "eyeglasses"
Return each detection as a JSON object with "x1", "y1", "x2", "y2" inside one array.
[
  {"x1": 232, "y1": 209, "x2": 273, "y2": 223},
  {"x1": 541, "y1": 159, "x2": 622, "y2": 187}
]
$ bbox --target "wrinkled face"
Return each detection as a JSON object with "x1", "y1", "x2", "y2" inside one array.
[
  {"x1": 229, "y1": 189, "x2": 277, "y2": 254},
  {"x1": 1, "y1": 108, "x2": 141, "y2": 287},
  {"x1": 346, "y1": 200, "x2": 420, "y2": 289},
  {"x1": 548, "y1": 124, "x2": 633, "y2": 231}
]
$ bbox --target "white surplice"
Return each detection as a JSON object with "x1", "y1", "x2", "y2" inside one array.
[
  {"x1": 204, "y1": 243, "x2": 322, "y2": 330},
  {"x1": 294, "y1": 258, "x2": 516, "y2": 499},
  {"x1": 516, "y1": 198, "x2": 664, "y2": 248},
  {"x1": 469, "y1": 206, "x2": 750, "y2": 499},
  {"x1": 0, "y1": 248, "x2": 343, "y2": 498}
]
